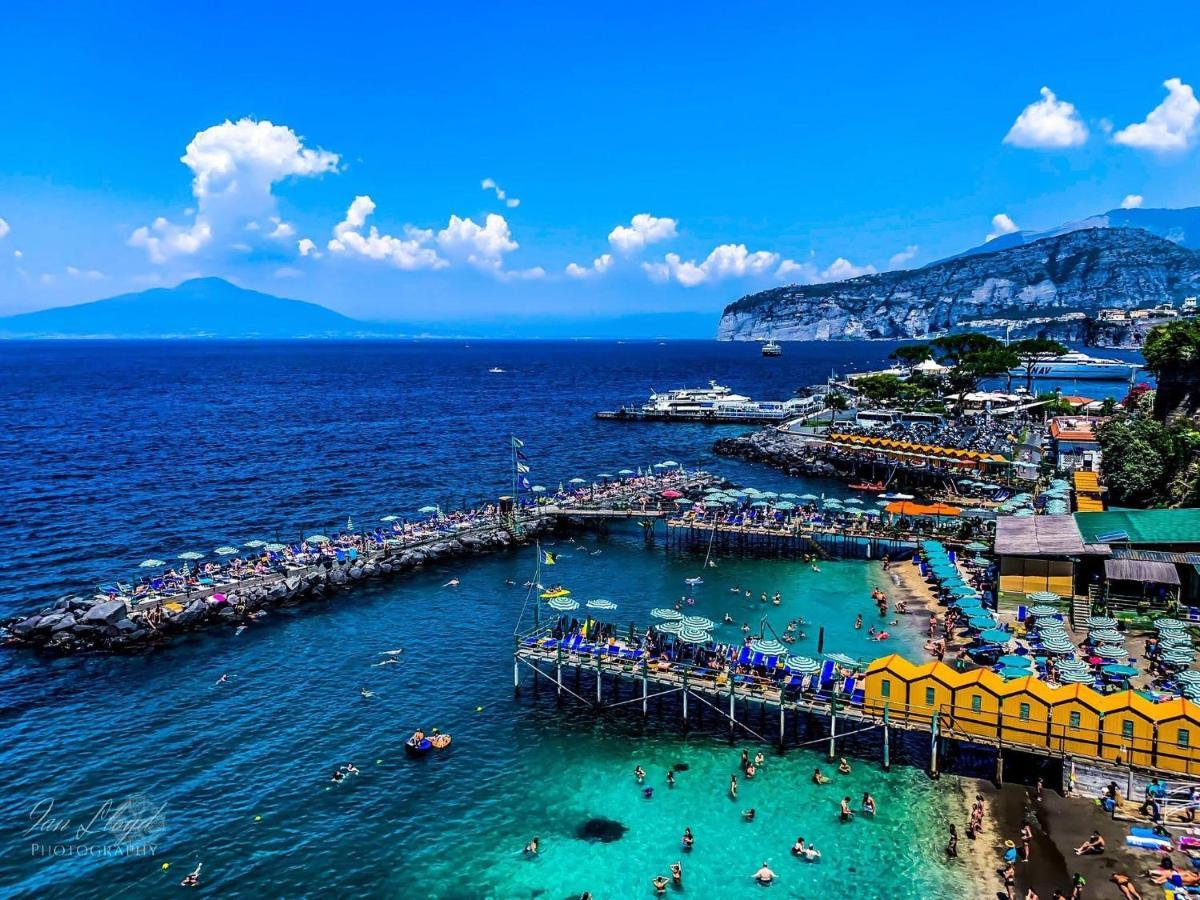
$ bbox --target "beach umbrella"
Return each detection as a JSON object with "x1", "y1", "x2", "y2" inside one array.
[
  {"x1": 999, "y1": 667, "x2": 1033, "y2": 680},
  {"x1": 751, "y1": 501, "x2": 770, "y2": 508},
  {"x1": 265, "y1": 542, "x2": 287, "y2": 552},
  {"x1": 822, "y1": 498, "x2": 843, "y2": 507},
  {"x1": 844, "y1": 497, "x2": 863, "y2": 505},
  {"x1": 1028, "y1": 591, "x2": 1060, "y2": 603},
  {"x1": 660, "y1": 460, "x2": 680, "y2": 467},
  {"x1": 243, "y1": 540, "x2": 267, "y2": 548},
  {"x1": 1029, "y1": 604, "x2": 1060, "y2": 618},
  {"x1": 774, "y1": 501, "x2": 797, "y2": 510},
  {"x1": 947, "y1": 586, "x2": 978, "y2": 598},
  {"x1": 417, "y1": 506, "x2": 439, "y2": 514},
  {"x1": 998, "y1": 654, "x2": 1032, "y2": 668},
  {"x1": 682, "y1": 615, "x2": 716, "y2": 630},
  {"x1": 530, "y1": 485, "x2": 547, "y2": 493},
  {"x1": 703, "y1": 500, "x2": 725, "y2": 509},
  {"x1": 726, "y1": 489, "x2": 749, "y2": 498},
  {"x1": 785, "y1": 656, "x2": 821, "y2": 674},
  {"x1": 138, "y1": 558, "x2": 166, "y2": 568},
  {"x1": 1089, "y1": 630, "x2": 1125, "y2": 645},
  {"x1": 979, "y1": 629, "x2": 1012, "y2": 644},
  {"x1": 673, "y1": 497, "x2": 693, "y2": 506},
  {"x1": 1157, "y1": 621, "x2": 1189, "y2": 634},
  {"x1": 655, "y1": 620, "x2": 683, "y2": 634},
  {"x1": 1161, "y1": 634, "x2": 1194, "y2": 649},
  {"x1": 824, "y1": 652, "x2": 862, "y2": 668},
  {"x1": 586, "y1": 599, "x2": 617, "y2": 610},
  {"x1": 1085, "y1": 616, "x2": 1118, "y2": 630},
  {"x1": 1163, "y1": 649, "x2": 1196, "y2": 663},
  {"x1": 651, "y1": 608, "x2": 684, "y2": 620},
  {"x1": 1094, "y1": 645, "x2": 1126, "y2": 659},
  {"x1": 214, "y1": 546, "x2": 239, "y2": 556},
  {"x1": 1176, "y1": 670, "x2": 1200, "y2": 684},
  {"x1": 305, "y1": 534, "x2": 329, "y2": 543},
  {"x1": 750, "y1": 638, "x2": 788, "y2": 656},
  {"x1": 569, "y1": 477, "x2": 588, "y2": 485},
  {"x1": 1055, "y1": 657, "x2": 1088, "y2": 671},
  {"x1": 597, "y1": 473, "x2": 616, "y2": 479},
  {"x1": 677, "y1": 625, "x2": 712, "y2": 645},
  {"x1": 800, "y1": 493, "x2": 820, "y2": 501},
  {"x1": 546, "y1": 597, "x2": 579, "y2": 612},
  {"x1": 780, "y1": 493, "x2": 800, "y2": 500},
  {"x1": 1059, "y1": 670, "x2": 1095, "y2": 685},
  {"x1": 1102, "y1": 664, "x2": 1140, "y2": 678},
  {"x1": 661, "y1": 488, "x2": 684, "y2": 499},
  {"x1": 618, "y1": 469, "x2": 634, "y2": 476},
  {"x1": 969, "y1": 616, "x2": 998, "y2": 630},
  {"x1": 380, "y1": 515, "x2": 399, "y2": 522},
  {"x1": 1185, "y1": 684, "x2": 1200, "y2": 701},
  {"x1": 760, "y1": 491, "x2": 779, "y2": 499},
  {"x1": 177, "y1": 551, "x2": 204, "y2": 560},
  {"x1": 1042, "y1": 643, "x2": 1076, "y2": 656},
  {"x1": 964, "y1": 541, "x2": 990, "y2": 552}
]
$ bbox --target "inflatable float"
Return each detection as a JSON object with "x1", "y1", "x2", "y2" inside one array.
[
  {"x1": 540, "y1": 588, "x2": 571, "y2": 599},
  {"x1": 404, "y1": 738, "x2": 432, "y2": 758}
]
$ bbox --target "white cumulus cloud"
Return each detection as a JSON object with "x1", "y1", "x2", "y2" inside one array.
[
  {"x1": 297, "y1": 238, "x2": 319, "y2": 257},
  {"x1": 821, "y1": 257, "x2": 877, "y2": 281},
  {"x1": 1003, "y1": 87, "x2": 1088, "y2": 149},
  {"x1": 436, "y1": 213, "x2": 519, "y2": 274},
  {"x1": 1121, "y1": 194, "x2": 1144, "y2": 209},
  {"x1": 130, "y1": 118, "x2": 339, "y2": 262},
  {"x1": 1114, "y1": 78, "x2": 1200, "y2": 151},
  {"x1": 643, "y1": 243, "x2": 779, "y2": 287},
  {"x1": 481, "y1": 177, "x2": 520, "y2": 209},
  {"x1": 887, "y1": 245, "x2": 920, "y2": 269},
  {"x1": 609, "y1": 214, "x2": 678, "y2": 255},
  {"x1": 327, "y1": 195, "x2": 447, "y2": 270},
  {"x1": 565, "y1": 253, "x2": 614, "y2": 279},
  {"x1": 986, "y1": 213, "x2": 1020, "y2": 242},
  {"x1": 0, "y1": 216, "x2": 9, "y2": 240}
]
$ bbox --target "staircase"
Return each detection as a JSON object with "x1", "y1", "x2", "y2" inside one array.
[{"x1": 1070, "y1": 589, "x2": 1094, "y2": 628}]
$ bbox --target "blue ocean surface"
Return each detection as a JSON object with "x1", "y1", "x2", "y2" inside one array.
[{"x1": 0, "y1": 340, "x2": 1141, "y2": 897}]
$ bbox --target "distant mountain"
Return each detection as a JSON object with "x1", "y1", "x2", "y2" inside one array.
[
  {"x1": 0, "y1": 277, "x2": 400, "y2": 339},
  {"x1": 946, "y1": 206, "x2": 1200, "y2": 261},
  {"x1": 718, "y1": 228, "x2": 1200, "y2": 341}
]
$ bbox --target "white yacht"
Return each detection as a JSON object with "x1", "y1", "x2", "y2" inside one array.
[
  {"x1": 597, "y1": 381, "x2": 821, "y2": 423},
  {"x1": 1009, "y1": 351, "x2": 1138, "y2": 381},
  {"x1": 761, "y1": 338, "x2": 782, "y2": 357}
]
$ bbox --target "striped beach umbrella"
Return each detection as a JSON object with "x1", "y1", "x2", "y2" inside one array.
[
  {"x1": 1028, "y1": 591, "x2": 1060, "y2": 603},
  {"x1": 1085, "y1": 616, "x2": 1118, "y2": 630},
  {"x1": 546, "y1": 597, "x2": 579, "y2": 612},
  {"x1": 1029, "y1": 605, "x2": 1060, "y2": 618},
  {"x1": 265, "y1": 542, "x2": 287, "y2": 552},
  {"x1": 677, "y1": 625, "x2": 712, "y2": 645},
  {"x1": 1056, "y1": 658, "x2": 1088, "y2": 672},
  {"x1": 243, "y1": 539, "x2": 267, "y2": 548},
  {"x1": 750, "y1": 638, "x2": 788, "y2": 656},
  {"x1": 1155, "y1": 618, "x2": 1187, "y2": 630},
  {"x1": 1089, "y1": 630, "x2": 1125, "y2": 644},
  {"x1": 586, "y1": 599, "x2": 617, "y2": 610},
  {"x1": 178, "y1": 551, "x2": 204, "y2": 560},
  {"x1": 138, "y1": 558, "x2": 166, "y2": 568},
  {"x1": 655, "y1": 620, "x2": 683, "y2": 634},
  {"x1": 824, "y1": 652, "x2": 862, "y2": 668},
  {"x1": 1093, "y1": 645, "x2": 1126, "y2": 659},
  {"x1": 1059, "y1": 670, "x2": 1095, "y2": 685},
  {"x1": 305, "y1": 534, "x2": 329, "y2": 543},
  {"x1": 682, "y1": 616, "x2": 716, "y2": 630},
  {"x1": 214, "y1": 546, "x2": 239, "y2": 556},
  {"x1": 651, "y1": 608, "x2": 683, "y2": 620},
  {"x1": 1176, "y1": 670, "x2": 1200, "y2": 684},
  {"x1": 785, "y1": 656, "x2": 821, "y2": 673}
]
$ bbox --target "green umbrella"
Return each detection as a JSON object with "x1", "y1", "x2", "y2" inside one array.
[
  {"x1": 843, "y1": 497, "x2": 863, "y2": 505},
  {"x1": 780, "y1": 493, "x2": 800, "y2": 500},
  {"x1": 750, "y1": 638, "x2": 788, "y2": 656},
  {"x1": 1102, "y1": 664, "x2": 1139, "y2": 678},
  {"x1": 651, "y1": 608, "x2": 683, "y2": 620},
  {"x1": 1059, "y1": 670, "x2": 1094, "y2": 685},
  {"x1": 964, "y1": 541, "x2": 990, "y2": 552},
  {"x1": 214, "y1": 546, "x2": 239, "y2": 555},
  {"x1": 586, "y1": 599, "x2": 617, "y2": 610},
  {"x1": 177, "y1": 551, "x2": 204, "y2": 560},
  {"x1": 800, "y1": 493, "x2": 820, "y2": 501},
  {"x1": 138, "y1": 558, "x2": 166, "y2": 568},
  {"x1": 1029, "y1": 604, "x2": 1060, "y2": 617},
  {"x1": 656, "y1": 620, "x2": 683, "y2": 634},
  {"x1": 678, "y1": 625, "x2": 713, "y2": 644},
  {"x1": 785, "y1": 656, "x2": 821, "y2": 674},
  {"x1": 243, "y1": 539, "x2": 267, "y2": 547},
  {"x1": 682, "y1": 616, "x2": 716, "y2": 630},
  {"x1": 530, "y1": 485, "x2": 547, "y2": 493},
  {"x1": 1093, "y1": 645, "x2": 1125, "y2": 659},
  {"x1": 546, "y1": 597, "x2": 579, "y2": 611},
  {"x1": 265, "y1": 542, "x2": 287, "y2": 552},
  {"x1": 569, "y1": 477, "x2": 588, "y2": 485},
  {"x1": 979, "y1": 629, "x2": 1012, "y2": 644},
  {"x1": 418, "y1": 505, "x2": 439, "y2": 514},
  {"x1": 824, "y1": 652, "x2": 862, "y2": 668},
  {"x1": 1028, "y1": 591, "x2": 1060, "y2": 603},
  {"x1": 618, "y1": 469, "x2": 635, "y2": 475},
  {"x1": 1176, "y1": 670, "x2": 1200, "y2": 684},
  {"x1": 305, "y1": 534, "x2": 329, "y2": 543},
  {"x1": 1085, "y1": 616, "x2": 1118, "y2": 630}
]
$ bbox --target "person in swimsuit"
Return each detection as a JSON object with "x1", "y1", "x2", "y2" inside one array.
[
  {"x1": 670, "y1": 862, "x2": 682, "y2": 887},
  {"x1": 1021, "y1": 821, "x2": 1033, "y2": 861},
  {"x1": 791, "y1": 836, "x2": 806, "y2": 856},
  {"x1": 180, "y1": 864, "x2": 202, "y2": 887},
  {"x1": 1002, "y1": 862, "x2": 1016, "y2": 900},
  {"x1": 742, "y1": 808, "x2": 756, "y2": 822},
  {"x1": 652, "y1": 874, "x2": 668, "y2": 894},
  {"x1": 730, "y1": 774, "x2": 738, "y2": 798},
  {"x1": 1074, "y1": 831, "x2": 1105, "y2": 855},
  {"x1": 753, "y1": 862, "x2": 775, "y2": 884},
  {"x1": 666, "y1": 770, "x2": 676, "y2": 788},
  {"x1": 812, "y1": 768, "x2": 830, "y2": 785},
  {"x1": 862, "y1": 792, "x2": 876, "y2": 815},
  {"x1": 682, "y1": 827, "x2": 694, "y2": 850},
  {"x1": 1110, "y1": 872, "x2": 1142, "y2": 899},
  {"x1": 946, "y1": 824, "x2": 957, "y2": 858},
  {"x1": 524, "y1": 837, "x2": 539, "y2": 856},
  {"x1": 838, "y1": 758, "x2": 852, "y2": 775},
  {"x1": 634, "y1": 765, "x2": 645, "y2": 783},
  {"x1": 840, "y1": 796, "x2": 853, "y2": 822}
]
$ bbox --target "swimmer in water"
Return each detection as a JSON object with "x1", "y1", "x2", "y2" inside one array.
[
  {"x1": 215, "y1": 674, "x2": 228, "y2": 686},
  {"x1": 753, "y1": 861, "x2": 775, "y2": 884},
  {"x1": 524, "y1": 836, "x2": 539, "y2": 855},
  {"x1": 180, "y1": 863, "x2": 202, "y2": 887},
  {"x1": 443, "y1": 578, "x2": 460, "y2": 587},
  {"x1": 373, "y1": 658, "x2": 400, "y2": 667},
  {"x1": 724, "y1": 613, "x2": 734, "y2": 624},
  {"x1": 730, "y1": 774, "x2": 739, "y2": 798},
  {"x1": 803, "y1": 844, "x2": 821, "y2": 861},
  {"x1": 643, "y1": 787, "x2": 654, "y2": 799},
  {"x1": 360, "y1": 687, "x2": 376, "y2": 699},
  {"x1": 792, "y1": 836, "x2": 806, "y2": 856},
  {"x1": 862, "y1": 792, "x2": 876, "y2": 815},
  {"x1": 742, "y1": 622, "x2": 751, "y2": 634},
  {"x1": 666, "y1": 770, "x2": 676, "y2": 788},
  {"x1": 731, "y1": 585, "x2": 741, "y2": 593},
  {"x1": 745, "y1": 763, "x2": 756, "y2": 779},
  {"x1": 854, "y1": 614, "x2": 863, "y2": 630},
  {"x1": 840, "y1": 796, "x2": 854, "y2": 822},
  {"x1": 754, "y1": 752, "x2": 765, "y2": 768},
  {"x1": 670, "y1": 862, "x2": 682, "y2": 887},
  {"x1": 744, "y1": 590, "x2": 751, "y2": 598},
  {"x1": 345, "y1": 763, "x2": 359, "y2": 775},
  {"x1": 682, "y1": 827, "x2": 694, "y2": 850},
  {"x1": 838, "y1": 757, "x2": 852, "y2": 775},
  {"x1": 380, "y1": 648, "x2": 404, "y2": 655},
  {"x1": 742, "y1": 808, "x2": 756, "y2": 822},
  {"x1": 652, "y1": 875, "x2": 668, "y2": 895},
  {"x1": 634, "y1": 765, "x2": 645, "y2": 783},
  {"x1": 813, "y1": 768, "x2": 830, "y2": 785},
  {"x1": 331, "y1": 769, "x2": 344, "y2": 783},
  {"x1": 760, "y1": 592, "x2": 768, "y2": 603}
]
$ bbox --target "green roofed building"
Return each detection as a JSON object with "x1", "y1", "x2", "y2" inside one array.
[
  {"x1": 1075, "y1": 509, "x2": 1200, "y2": 548},
  {"x1": 1074, "y1": 509, "x2": 1200, "y2": 613}
]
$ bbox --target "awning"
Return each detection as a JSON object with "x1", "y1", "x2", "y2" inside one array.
[{"x1": 1104, "y1": 558, "x2": 1180, "y2": 585}]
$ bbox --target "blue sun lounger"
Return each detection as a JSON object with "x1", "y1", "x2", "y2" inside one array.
[
  {"x1": 737, "y1": 647, "x2": 752, "y2": 666},
  {"x1": 818, "y1": 659, "x2": 836, "y2": 687}
]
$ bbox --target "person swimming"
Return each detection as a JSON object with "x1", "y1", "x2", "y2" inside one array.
[
  {"x1": 812, "y1": 768, "x2": 830, "y2": 785},
  {"x1": 670, "y1": 862, "x2": 682, "y2": 887},
  {"x1": 854, "y1": 614, "x2": 863, "y2": 630},
  {"x1": 792, "y1": 836, "x2": 806, "y2": 856},
  {"x1": 180, "y1": 863, "x2": 202, "y2": 887},
  {"x1": 862, "y1": 792, "x2": 876, "y2": 815},
  {"x1": 524, "y1": 836, "x2": 540, "y2": 855},
  {"x1": 753, "y1": 861, "x2": 775, "y2": 884},
  {"x1": 838, "y1": 757, "x2": 852, "y2": 775},
  {"x1": 652, "y1": 874, "x2": 669, "y2": 894},
  {"x1": 344, "y1": 762, "x2": 359, "y2": 775},
  {"x1": 840, "y1": 796, "x2": 854, "y2": 822},
  {"x1": 745, "y1": 763, "x2": 756, "y2": 779},
  {"x1": 682, "y1": 827, "x2": 694, "y2": 850},
  {"x1": 443, "y1": 578, "x2": 460, "y2": 587},
  {"x1": 742, "y1": 808, "x2": 756, "y2": 822},
  {"x1": 643, "y1": 787, "x2": 654, "y2": 799},
  {"x1": 724, "y1": 613, "x2": 734, "y2": 624},
  {"x1": 634, "y1": 765, "x2": 645, "y2": 783},
  {"x1": 360, "y1": 687, "x2": 376, "y2": 699},
  {"x1": 803, "y1": 843, "x2": 821, "y2": 861},
  {"x1": 730, "y1": 774, "x2": 739, "y2": 798},
  {"x1": 666, "y1": 770, "x2": 676, "y2": 788},
  {"x1": 331, "y1": 769, "x2": 344, "y2": 783},
  {"x1": 753, "y1": 752, "x2": 764, "y2": 767}
]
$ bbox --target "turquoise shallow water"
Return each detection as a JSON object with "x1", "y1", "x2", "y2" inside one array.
[{"x1": 0, "y1": 341, "x2": 974, "y2": 897}]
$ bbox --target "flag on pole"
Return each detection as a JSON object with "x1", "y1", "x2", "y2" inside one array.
[
  {"x1": 518, "y1": 475, "x2": 532, "y2": 491},
  {"x1": 516, "y1": 463, "x2": 530, "y2": 473},
  {"x1": 511, "y1": 436, "x2": 524, "y2": 449},
  {"x1": 543, "y1": 551, "x2": 558, "y2": 565}
]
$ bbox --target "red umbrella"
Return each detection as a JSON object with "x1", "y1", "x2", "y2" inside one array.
[{"x1": 661, "y1": 489, "x2": 683, "y2": 499}]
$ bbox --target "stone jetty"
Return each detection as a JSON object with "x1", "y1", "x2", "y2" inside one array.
[{"x1": 4, "y1": 517, "x2": 554, "y2": 655}]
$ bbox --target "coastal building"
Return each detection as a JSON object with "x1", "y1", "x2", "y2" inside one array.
[
  {"x1": 1047, "y1": 416, "x2": 1104, "y2": 473},
  {"x1": 1097, "y1": 308, "x2": 1128, "y2": 322},
  {"x1": 1184, "y1": 297, "x2": 1198, "y2": 315}
]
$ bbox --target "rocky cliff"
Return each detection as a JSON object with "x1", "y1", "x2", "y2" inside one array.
[{"x1": 717, "y1": 228, "x2": 1200, "y2": 341}]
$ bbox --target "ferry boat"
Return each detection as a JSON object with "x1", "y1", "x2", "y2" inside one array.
[
  {"x1": 596, "y1": 381, "x2": 821, "y2": 423},
  {"x1": 761, "y1": 338, "x2": 782, "y2": 357},
  {"x1": 1008, "y1": 351, "x2": 1137, "y2": 381}
]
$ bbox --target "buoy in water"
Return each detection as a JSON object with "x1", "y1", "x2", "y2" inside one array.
[
  {"x1": 476, "y1": 706, "x2": 484, "y2": 712},
  {"x1": 162, "y1": 863, "x2": 170, "y2": 871}
]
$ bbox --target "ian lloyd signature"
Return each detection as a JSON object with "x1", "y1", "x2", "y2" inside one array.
[{"x1": 25, "y1": 795, "x2": 167, "y2": 857}]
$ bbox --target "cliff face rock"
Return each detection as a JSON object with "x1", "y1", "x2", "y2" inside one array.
[{"x1": 717, "y1": 228, "x2": 1200, "y2": 341}]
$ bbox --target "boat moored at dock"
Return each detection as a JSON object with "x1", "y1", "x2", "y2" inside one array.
[{"x1": 597, "y1": 381, "x2": 822, "y2": 424}]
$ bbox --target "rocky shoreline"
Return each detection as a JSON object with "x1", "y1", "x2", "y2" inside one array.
[
  {"x1": 3, "y1": 518, "x2": 555, "y2": 656},
  {"x1": 713, "y1": 429, "x2": 837, "y2": 478}
]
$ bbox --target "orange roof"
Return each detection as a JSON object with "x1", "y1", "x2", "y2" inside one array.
[
  {"x1": 1050, "y1": 417, "x2": 1100, "y2": 442},
  {"x1": 885, "y1": 500, "x2": 961, "y2": 517}
]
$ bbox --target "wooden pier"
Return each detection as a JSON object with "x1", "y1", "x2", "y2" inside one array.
[{"x1": 664, "y1": 518, "x2": 919, "y2": 561}]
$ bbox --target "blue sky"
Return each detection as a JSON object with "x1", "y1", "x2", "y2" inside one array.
[{"x1": 3, "y1": 2, "x2": 1200, "y2": 333}]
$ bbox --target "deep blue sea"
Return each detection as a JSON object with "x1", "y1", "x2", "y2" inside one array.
[{"x1": 0, "y1": 340, "x2": 1144, "y2": 898}]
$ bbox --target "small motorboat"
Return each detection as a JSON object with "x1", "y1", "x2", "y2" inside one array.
[
  {"x1": 404, "y1": 737, "x2": 433, "y2": 758},
  {"x1": 878, "y1": 492, "x2": 914, "y2": 500},
  {"x1": 848, "y1": 481, "x2": 884, "y2": 491},
  {"x1": 489, "y1": 367, "x2": 505, "y2": 373},
  {"x1": 685, "y1": 577, "x2": 703, "y2": 586}
]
